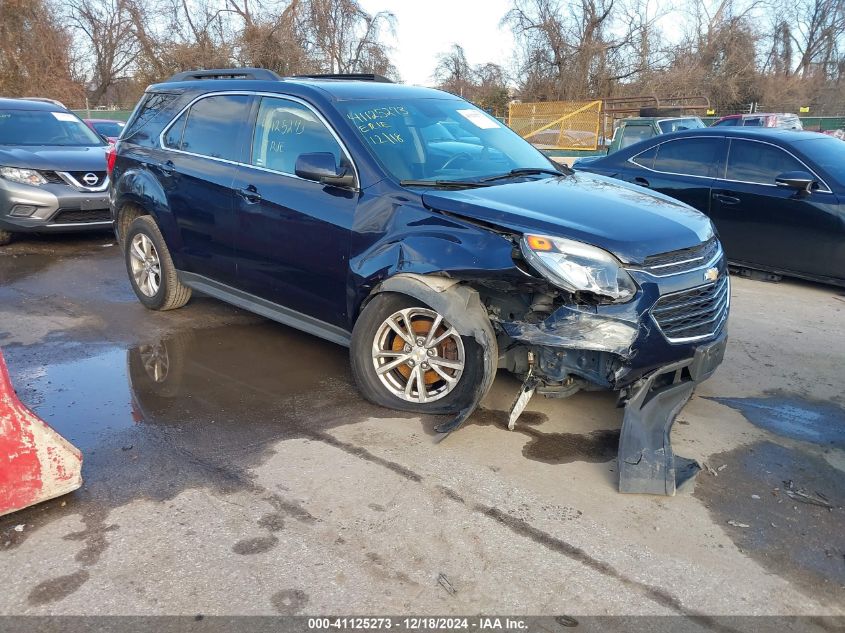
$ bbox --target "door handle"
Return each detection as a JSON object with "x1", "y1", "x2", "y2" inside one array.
[
  {"x1": 633, "y1": 177, "x2": 650, "y2": 188},
  {"x1": 159, "y1": 160, "x2": 175, "y2": 176},
  {"x1": 713, "y1": 193, "x2": 740, "y2": 205},
  {"x1": 238, "y1": 186, "x2": 262, "y2": 203}
]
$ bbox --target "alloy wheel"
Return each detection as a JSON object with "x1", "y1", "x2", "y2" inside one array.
[
  {"x1": 371, "y1": 307, "x2": 465, "y2": 403},
  {"x1": 129, "y1": 233, "x2": 162, "y2": 297}
]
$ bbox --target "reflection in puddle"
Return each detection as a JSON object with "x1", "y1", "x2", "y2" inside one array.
[
  {"x1": 21, "y1": 349, "x2": 135, "y2": 451},
  {"x1": 711, "y1": 394, "x2": 845, "y2": 449},
  {"x1": 7, "y1": 323, "x2": 362, "y2": 516}
]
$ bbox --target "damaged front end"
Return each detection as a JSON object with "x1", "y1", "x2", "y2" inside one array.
[{"x1": 480, "y1": 235, "x2": 730, "y2": 496}]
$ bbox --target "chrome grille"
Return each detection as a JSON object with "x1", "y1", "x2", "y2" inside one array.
[
  {"x1": 642, "y1": 238, "x2": 720, "y2": 276},
  {"x1": 652, "y1": 275, "x2": 729, "y2": 342}
]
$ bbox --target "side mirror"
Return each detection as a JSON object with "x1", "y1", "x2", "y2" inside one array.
[
  {"x1": 294, "y1": 152, "x2": 355, "y2": 188},
  {"x1": 775, "y1": 171, "x2": 816, "y2": 194}
]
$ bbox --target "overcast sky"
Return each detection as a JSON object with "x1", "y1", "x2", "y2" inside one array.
[{"x1": 358, "y1": 0, "x2": 516, "y2": 86}]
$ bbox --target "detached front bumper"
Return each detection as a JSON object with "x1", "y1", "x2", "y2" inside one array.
[
  {"x1": 0, "y1": 179, "x2": 112, "y2": 234},
  {"x1": 497, "y1": 260, "x2": 730, "y2": 495}
]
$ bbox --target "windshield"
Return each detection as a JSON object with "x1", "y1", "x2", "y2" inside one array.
[
  {"x1": 794, "y1": 136, "x2": 845, "y2": 185},
  {"x1": 91, "y1": 120, "x2": 125, "y2": 138},
  {"x1": 658, "y1": 118, "x2": 705, "y2": 133},
  {"x1": 339, "y1": 99, "x2": 555, "y2": 182},
  {"x1": 0, "y1": 109, "x2": 105, "y2": 146}
]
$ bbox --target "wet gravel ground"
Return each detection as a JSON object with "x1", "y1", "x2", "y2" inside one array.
[{"x1": 0, "y1": 233, "x2": 844, "y2": 619}]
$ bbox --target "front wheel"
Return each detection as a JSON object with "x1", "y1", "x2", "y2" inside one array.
[
  {"x1": 124, "y1": 215, "x2": 192, "y2": 310},
  {"x1": 350, "y1": 293, "x2": 484, "y2": 415},
  {"x1": 0, "y1": 230, "x2": 13, "y2": 246}
]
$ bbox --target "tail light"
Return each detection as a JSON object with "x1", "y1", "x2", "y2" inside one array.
[{"x1": 106, "y1": 145, "x2": 117, "y2": 176}]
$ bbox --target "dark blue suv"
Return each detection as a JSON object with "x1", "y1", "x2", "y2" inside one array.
[{"x1": 110, "y1": 69, "x2": 729, "y2": 494}]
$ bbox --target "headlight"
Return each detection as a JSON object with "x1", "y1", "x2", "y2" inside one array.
[
  {"x1": 0, "y1": 167, "x2": 47, "y2": 186},
  {"x1": 521, "y1": 234, "x2": 637, "y2": 302}
]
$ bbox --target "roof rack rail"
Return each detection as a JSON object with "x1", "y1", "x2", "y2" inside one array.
[
  {"x1": 165, "y1": 68, "x2": 282, "y2": 82},
  {"x1": 294, "y1": 73, "x2": 393, "y2": 83}
]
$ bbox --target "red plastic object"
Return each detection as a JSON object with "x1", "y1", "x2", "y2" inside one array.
[{"x1": 0, "y1": 350, "x2": 82, "y2": 517}]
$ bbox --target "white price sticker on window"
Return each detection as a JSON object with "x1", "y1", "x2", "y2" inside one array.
[
  {"x1": 456, "y1": 109, "x2": 500, "y2": 129},
  {"x1": 51, "y1": 112, "x2": 78, "y2": 122}
]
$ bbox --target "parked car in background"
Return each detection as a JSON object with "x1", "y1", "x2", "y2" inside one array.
[
  {"x1": 20, "y1": 97, "x2": 67, "y2": 109},
  {"x1": 712, "y1": 113, "x2": 803, "y2": 130},
  {"x1": 0, "y1": 98, "x2": 111, "y2": 246},
  {"x1": 84, "y1": 118, "x2": 125, "y2": 143},
  {"x1": 110, "y1": 69, "x2": 729, "y2": 494},
  {"x1": 608, "y1": 116, "x2": 706, "y2": 153},
  {"x1": 573, "y1": 128, "x2": 845, "y2": 286}
]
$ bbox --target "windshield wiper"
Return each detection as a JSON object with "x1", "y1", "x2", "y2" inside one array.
[
  {"x1": 480, "y1": 167, "x2": 570, "y2": 182},
  {"x1": 399, "y1": 179, "x2": 491, "y2": 189}
]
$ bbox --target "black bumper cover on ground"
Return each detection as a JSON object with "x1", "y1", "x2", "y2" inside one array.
[{"x1": 617, "y1": 331, "x2": 727, "y2": 495}]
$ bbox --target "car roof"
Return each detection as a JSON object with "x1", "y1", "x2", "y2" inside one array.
[
  {"x1": 620, "y1": 116, "x2": 700, "y2": 123},
  {"x1": 719, "y1": 112, "x2": 795, "y2": 119},
  {"x1": 643, "y1": 127, "x2": 811, "y2": 143},
  {"x1": 0, "y1": 97, "x2": 67, "y2": 111},
  {"x1": 85, "y1": 118, "x2": 123, "y2": 123},
  {"x1": 148, "y1": 77, "x2": 460, "y2": 102}
]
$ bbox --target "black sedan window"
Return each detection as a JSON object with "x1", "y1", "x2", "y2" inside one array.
[
  {"x1": 725, "y1": 140, "x2": 806, "y2": 185},
  {"x1": 651, "y1": 138, "x2": 722, "y2": 177},
  {"x1": 794, "y1": 136, "x2": 845, "y2": 185}
]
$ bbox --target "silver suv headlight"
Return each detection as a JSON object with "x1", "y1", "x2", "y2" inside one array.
[
  {"x1": 0, "y1": 167, "x2": 47, "y2": 186},
  {"x1": 521, "y1": 234, "x2": 637, "y2": 302}
]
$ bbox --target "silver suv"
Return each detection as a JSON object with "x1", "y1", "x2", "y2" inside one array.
[{"x1": 0, "y1": 98, "x2": 111, "y2": 246}]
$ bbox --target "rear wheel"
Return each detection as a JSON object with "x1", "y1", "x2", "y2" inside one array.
[
  {"x1": 124, "y1": 216, "x2": 191, "y2": 310},
  {"x1": 350, "y1": 293, "x2": 484, "y2": 415},
  {"x1": 0, "y1": 230, "x2": 13, "y2": 246}
]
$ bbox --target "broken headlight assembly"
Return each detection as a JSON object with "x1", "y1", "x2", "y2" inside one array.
[{"x1": 520, "y1": 234, "x2": 637, "y2": 303}]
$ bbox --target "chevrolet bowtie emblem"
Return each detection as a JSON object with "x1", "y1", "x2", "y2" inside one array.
[{"x1": 704, "y1": 267, "x2": 719, "y2": 282}]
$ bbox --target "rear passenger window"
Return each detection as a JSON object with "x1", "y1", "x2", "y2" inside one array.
[
  {"x1": 250, "y1": 97, "x2": 343, "y2": 175},
  {"x1": 178, "y1": 94, "x2": 252, "y2": 161},
  {"x1": 651, "y1": 138, "x2": 722, "y2": 177},
  {"x1": 163, "y1": 111, "x2": 187, "y2": 149},
  {"x1": 631, "y1": 145, "x2": 657, "y2": 169},
  {"x1": 725, "y1": 140, "x2": 806, "y2": 185}
]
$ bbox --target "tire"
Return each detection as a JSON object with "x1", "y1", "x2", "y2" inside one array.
[
  {"x1": 350, "y1": 292, "x2": 484, "y2": 415},
  {"x1": 124, "y1": 215, "x2": 192, "y2": 310},
  {"x1": 0, "y1": 230, "x2": 13, "y2": 246}
]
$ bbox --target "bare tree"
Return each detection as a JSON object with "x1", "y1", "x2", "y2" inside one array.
[
  {"x1": 301, "y1": 0, "x2": 397, "y2": 76},
  {"x1": 0, "y1": 0, "x2": 83, "y2": 104},
  {"x1": 66, "y1": 0, "x2": 139, "y2": 105},
  {"x1": 503, "y1": 0, "x2": 658, "y2": 99}
]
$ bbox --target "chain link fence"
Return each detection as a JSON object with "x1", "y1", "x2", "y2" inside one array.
[{"x1": 507, "y1": 100, "x2": 603, "y2": 151}]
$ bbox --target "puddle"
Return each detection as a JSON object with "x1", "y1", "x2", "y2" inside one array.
[
  {"x1": 467, "y1": 408, "x2": 620, "y2": 465},
  {"x1": 711, "y1": 394, "x2": 845, "y2": 449},
  {"x1": 695, "y1": 441, "x2": 845, "y2": 605},
  {"x1": 0, "y1": 322, "x2": 382, "y2": 548}
]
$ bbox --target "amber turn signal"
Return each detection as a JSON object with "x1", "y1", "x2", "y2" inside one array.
[{"x1": 526, "y1": 235, "x2": 554, "y2": 251}]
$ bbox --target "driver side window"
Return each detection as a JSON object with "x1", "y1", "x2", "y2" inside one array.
[{"x1": 251, "y1": 97, "x2": 343, "y2": 176}]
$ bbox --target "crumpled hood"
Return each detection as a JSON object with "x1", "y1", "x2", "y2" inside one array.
[
  {"x1": 0, "y1": 145, "x2": 108, "y2": 171},
  {"x1": 421, "y1": 172, "x2": 713, "y2": 264}
]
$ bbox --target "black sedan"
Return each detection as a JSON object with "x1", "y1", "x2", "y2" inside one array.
[{"x1": 574, "y1": 128, "x2": 845, "y2": 286}]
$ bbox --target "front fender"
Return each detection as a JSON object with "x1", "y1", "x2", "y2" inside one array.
[{"x1": 373, "y1": 274, "x2": 498, "y2": 435}]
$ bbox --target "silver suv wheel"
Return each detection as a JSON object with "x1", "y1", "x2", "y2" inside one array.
[
  {"x1": 371, "y1": 307, "x2": 465, "y2": 403},
  {"x1": 129, "y1": 233, "x2": 161, "y2": 297}
]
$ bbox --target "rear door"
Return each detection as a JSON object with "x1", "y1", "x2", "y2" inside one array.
[
  {"x1": 231, "y1": 95, "x2": 358, "y2": 329},
  {"x1": 158, "y1": 93, "x2": 253, "y2": 285},
  {"x1": 709, "y1": 138, "x2": 838, "y2": 276},
  {"x1": 623, "y1": 136, "x2": 726, "y2": 213}
]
